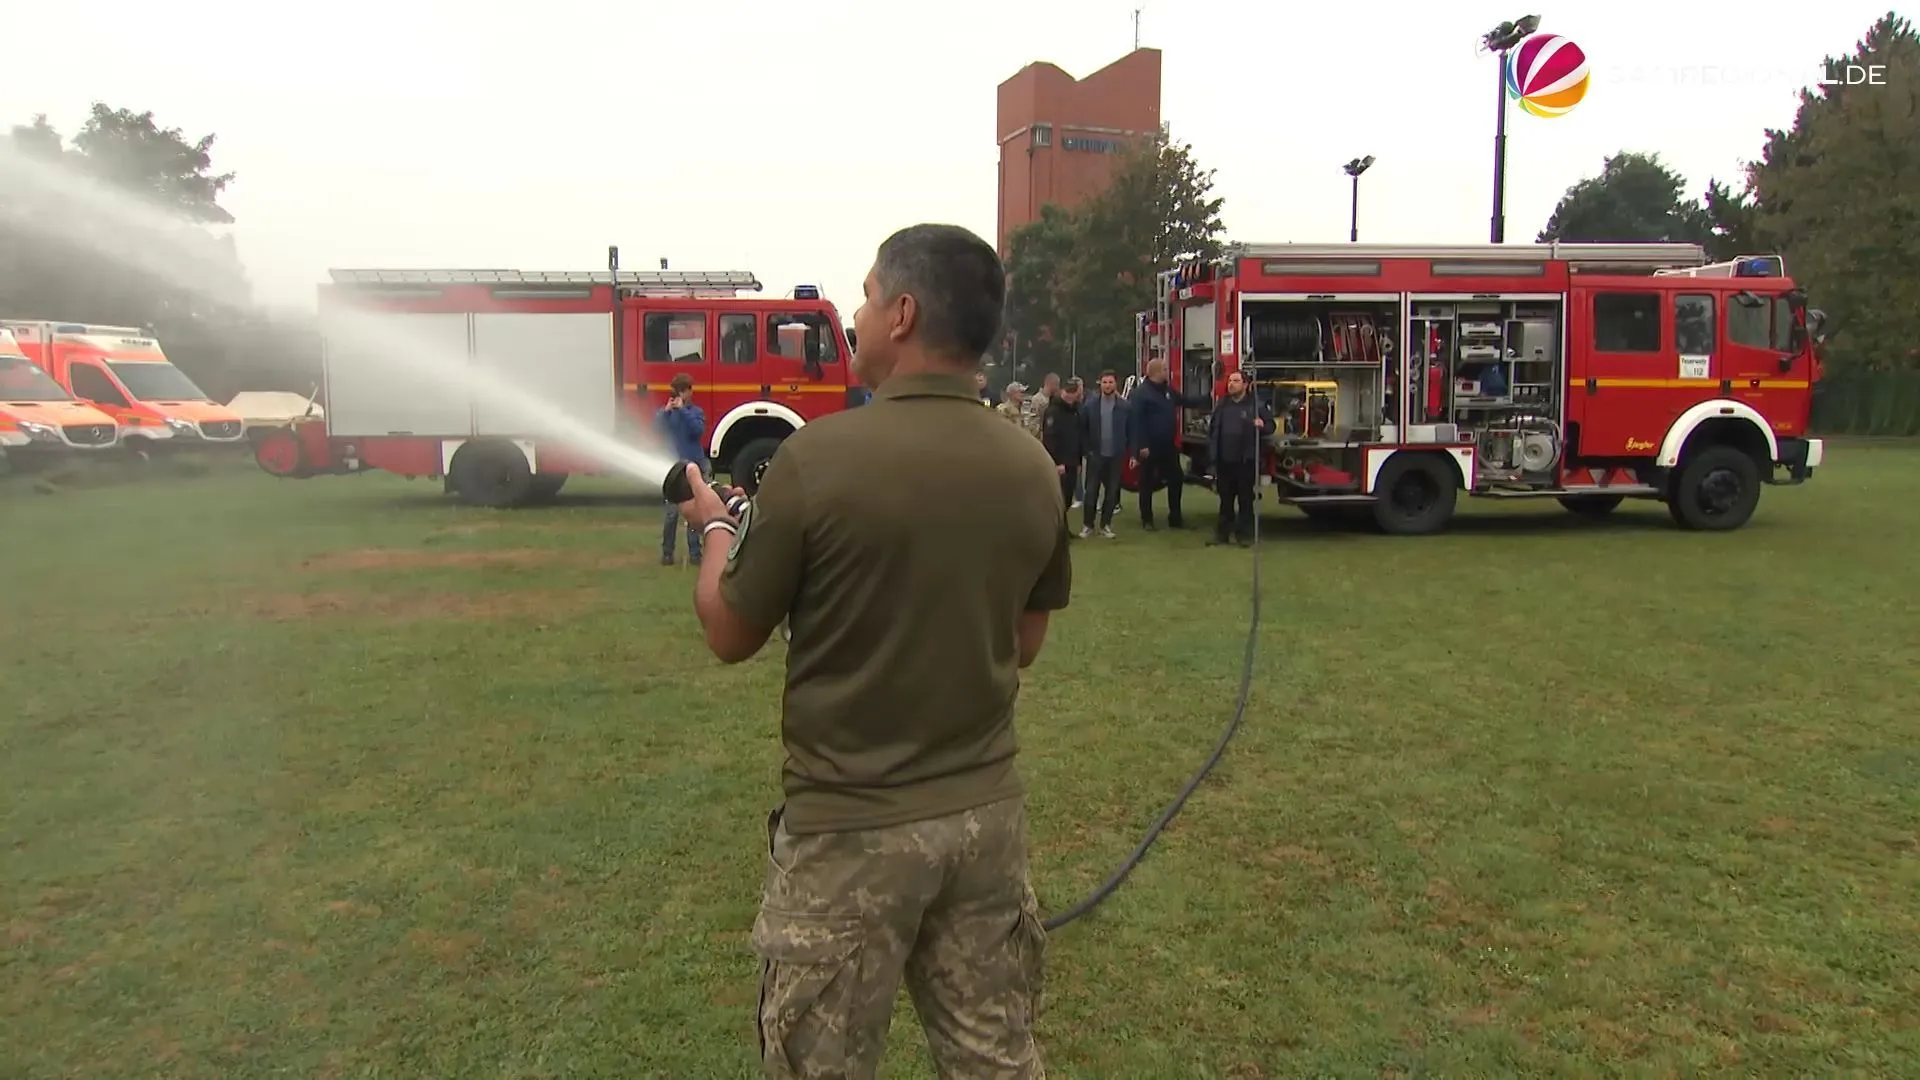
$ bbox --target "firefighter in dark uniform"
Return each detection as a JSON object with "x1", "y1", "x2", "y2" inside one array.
[
  {"x1": 1207, "y1": 369, "x2": 1276, "y2": 547},
  {"x1": 673, "y1": 223, "x2": 1072, "y2": 1079}
]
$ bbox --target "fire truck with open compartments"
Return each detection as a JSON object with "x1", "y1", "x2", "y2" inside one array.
[
  {"x1": 1133, "y1": 242, "x2": 1828, "y2": 534},
  {"x1": 254, "y1": 249, "x2": 863, "y2": 508}
]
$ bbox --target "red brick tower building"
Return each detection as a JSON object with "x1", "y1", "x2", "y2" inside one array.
[{"x1": 995, "y1": 48, "x2": 1163, "y2": 257}]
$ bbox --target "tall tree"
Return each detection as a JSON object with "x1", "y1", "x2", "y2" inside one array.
[
  {"x1": 1747, "y1": 12, "x2": 1920, "y2": 372},
  {"x1": 0, "y1": 104, "x2": 280, "y2": 396},
  {"x1": 1002, "y1": 204, "x2": 1079, "y2": 381},
  {"x1": 1536, "y1": 151, "x2": 1715, "y2": 245},
  {"x1": 1054, "y1": 124, "x2": 1227, "y2": 376}
]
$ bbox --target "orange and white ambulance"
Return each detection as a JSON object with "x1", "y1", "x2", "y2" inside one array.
[
  {"x1": 0, "y1": 327, "x2": 121, "y2": 471},
  {"x1": 0, "y1": 320, "x2": 247, "y2": 456}
]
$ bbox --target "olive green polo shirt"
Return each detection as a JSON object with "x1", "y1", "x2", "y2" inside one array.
[{"x1": 718, "y1": 370, "x2": 1073, "y2": 835}]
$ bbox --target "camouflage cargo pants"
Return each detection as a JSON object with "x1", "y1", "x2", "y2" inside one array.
[{"x1": 752, "y1": 796, "x2": 1047, "y2": 1079}]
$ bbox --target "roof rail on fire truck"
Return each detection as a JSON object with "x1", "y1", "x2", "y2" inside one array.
[
  {"x1": 1651, "y1": 254, "x2": 1786, "y2": 279},
  {"x1": 1228, "y1": 242, "x2": 1708, "y2": 271},
  {"x1": 326, "y1": 268, "x2": 764, "y2": 294}
]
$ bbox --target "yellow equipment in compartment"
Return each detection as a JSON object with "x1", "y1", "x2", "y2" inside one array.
[{"x1": 1264, "y1": 379, "x2": 1338, "y2": 439}]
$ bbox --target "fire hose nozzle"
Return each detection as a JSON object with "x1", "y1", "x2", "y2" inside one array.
[{"x1": 661, "y1": 459, "x2": 750, "y2": 519}]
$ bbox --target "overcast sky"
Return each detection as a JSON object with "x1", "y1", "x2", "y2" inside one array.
[{"x1": 8, "y1": 0, "x2": 1896, "y2": 319}]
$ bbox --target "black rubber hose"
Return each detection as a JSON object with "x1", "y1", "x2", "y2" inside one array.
[{"x1": 1041, "y1": 433, "x2": 1263, "y2": 932}]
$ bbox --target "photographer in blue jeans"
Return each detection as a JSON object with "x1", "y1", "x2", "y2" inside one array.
[{"x1": 656, "y1": 373, "x2": 710, "y2": 566}]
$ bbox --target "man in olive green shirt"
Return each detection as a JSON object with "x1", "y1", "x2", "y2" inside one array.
[{"x1": 674, "y1": 223, "x2": 1071, "y2": 1079}]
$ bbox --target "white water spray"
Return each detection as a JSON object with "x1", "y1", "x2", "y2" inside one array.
[{"x1": 0, "y1": 144, "x2": 680, "y2": 490}]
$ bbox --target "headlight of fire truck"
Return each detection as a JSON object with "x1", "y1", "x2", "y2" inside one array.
[
  {"x1": 165, "y1": 417, "x2": 200, "y2": 438},
  {"x1": 17, "y1": 420, "x2": 61, "y2": 443}
]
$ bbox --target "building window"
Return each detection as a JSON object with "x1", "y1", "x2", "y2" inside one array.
[
  {"x1": 1592, "y1": 292, "x2": 1661, "y2": 353},
  {"x1": 1062, "y1": 135, "x2": 1123, "y2": 153},
  {"x1": 1031, "y1": 124, "x2": 1051, "y2": 148}
]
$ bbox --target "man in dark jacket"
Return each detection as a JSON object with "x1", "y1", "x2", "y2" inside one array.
[
  {"x1": 1207, "y1": 370, "x2": 1276, "y2": 547},
  {"x1": 1128, "y1": 357, "x2": 1207, "y2": 531},
  {"x1": 1079, "y1": 369, "x2": 1132, "y2": 539},
  {"x1": 1040, "y1": 377, "x2": 1086, "y2": 521}
]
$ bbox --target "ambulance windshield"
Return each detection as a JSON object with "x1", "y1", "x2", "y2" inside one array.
[
  {"x1": 106, "y1": 361, "x2": 210, "y2": 402},
  {"x1": 0, "y1": 353, "x2": 73, "y2": 402}
]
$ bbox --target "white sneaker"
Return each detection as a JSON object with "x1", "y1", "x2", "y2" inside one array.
[
  {"x1": 1100, "y1": 525, "x2": 1116, "y2": 539},
  {"x1": 1070, "y1": 499, "x2": 1083, "y2": 510},
  {"x1": 1077, "y1": 525, "x2": 1093, "y2": 539}
]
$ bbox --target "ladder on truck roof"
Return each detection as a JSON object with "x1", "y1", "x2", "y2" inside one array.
[
  {"x1": 325, "y1": 268, "x2": 764, "y2": 296},
  {"x1": 1228, "y1": 241, "x2": 1708, "y2": 273}
]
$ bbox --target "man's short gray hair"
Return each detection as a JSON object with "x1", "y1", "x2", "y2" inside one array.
[{"x1": 872, "y1": 224, "x2": 1005, "y2": 361}]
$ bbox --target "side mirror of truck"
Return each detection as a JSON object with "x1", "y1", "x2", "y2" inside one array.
[{"x1": 844, "y1": 328, "x2": 857, "y2": 353}]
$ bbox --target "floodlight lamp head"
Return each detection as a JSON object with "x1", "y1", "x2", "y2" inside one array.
[
  {"x1": 1344, "y1": 156, "x2": 1374, "y2": 177},
  {"x1": 1516, "y1": 14, "x2": 1541, "y2": 35}
]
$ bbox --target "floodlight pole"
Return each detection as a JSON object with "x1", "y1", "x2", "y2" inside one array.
[
  {"x1": 1343, "y1": 156, "x2": 1374, "y2": 243},
  {"x1": 1484, "y1": 16, "x2": 1540, "y2": 245},
  {"x1": 1491, "y1": 59, "x2": 1509, "y2": 243}
]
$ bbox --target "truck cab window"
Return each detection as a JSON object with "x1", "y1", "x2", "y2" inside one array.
[
  {"x1": 766, "y1": 314, "x2": 839, "y2": 364},
  {"x1": 1592, "y1": 292, "x2": 1661, "y2": 353},
  {"x1": 1674, "y1": 294, "x2": 1715, "y2": 356},
  {"x1": 71, "y1": 364, "x2": 129, "y2": 407},
  {"x1": 719, "y1": 314, "x2": 756, "y2": 364},
  {"x1": 643, "y1": 312, "x2": 706, "y2": 364},
  {"x1": 1728, "y1": 294, "x2": 1796, "y2": 351}
]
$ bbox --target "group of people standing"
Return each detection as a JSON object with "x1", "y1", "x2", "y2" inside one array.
[{"x1": 987, "y1": 361, "x2": 1277, "y2": 547}]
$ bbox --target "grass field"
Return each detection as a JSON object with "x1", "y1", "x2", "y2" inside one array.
[{"x1": 5, "y1": 443, "x2": 1919, "y2": 1078}]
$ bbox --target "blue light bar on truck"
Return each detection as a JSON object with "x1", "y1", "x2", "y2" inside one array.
[
  {"x1": 1736, "y1": 257, "x2": 1781, "y2": 277},
  {"x1": 792, "y1": 285, "x2": 821, "y2": 300}
]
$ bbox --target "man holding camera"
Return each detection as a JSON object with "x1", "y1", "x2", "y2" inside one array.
[
  {"x1": 655, "y1": 373, "x2": 709, "y2": 566},
  {"x1": 675, "y1": 223, "x2": 1069, "y2": 1079}
]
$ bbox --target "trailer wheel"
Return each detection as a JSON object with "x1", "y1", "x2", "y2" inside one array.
[
  {"x1": 1557, "y1": 494, "x2": 1623, "y2": 517},
  {"x1": 730, "y1": 437, "x2": 783, "y2": 496},
  {"x1": 1667, "y1": 444, "x2": 1761, "y2": 531},
  {"x1": 527, "y1": 472, "x2": 569, "y2": 502},
  {"x1": 254, "y1": 428, "x2": 311, "y2": 479},
  {"x1": 1371, "y1": 453, "x2": 1457, "y2": 536},
  {"x1": 449, "y1": 440, "x2": 536, "y2": 508}
]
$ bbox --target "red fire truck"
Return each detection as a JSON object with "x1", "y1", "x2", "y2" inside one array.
[
  {"x1": 1135, "y1": 242, "x2": 1827, "y2": 534},
  {"x1": 255, "y1": 253, "x2": 862, "y2": 507}
]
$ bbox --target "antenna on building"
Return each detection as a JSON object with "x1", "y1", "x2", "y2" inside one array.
[{"x1": 1132, "y1": 6, "x2": 1143, "y2": 49}]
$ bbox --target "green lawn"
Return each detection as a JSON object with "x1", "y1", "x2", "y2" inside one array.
[{"x1": 4, "y1": 443, "x2": 1918, "y2": 1078}]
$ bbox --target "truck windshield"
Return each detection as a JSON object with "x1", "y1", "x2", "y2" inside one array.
[
  {"x1": 106, "y1": 361, "x2": 209, "y2": 401},
  {"x1": 0, "y1": 354, "x2": 73, "y2": 401}
]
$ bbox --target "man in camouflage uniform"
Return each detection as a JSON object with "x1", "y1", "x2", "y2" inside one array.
[
  {"x1": 998, "y1": 381, "x2": 1040, "y2": 437},
  {"x1": 674, "y1": 223, "x2": 1071, "y2": 1079}
]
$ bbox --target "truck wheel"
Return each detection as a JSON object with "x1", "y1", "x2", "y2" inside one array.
[
  {"x1": 449, "y1": 440, "x2": 536, "y2": 508},
  {"x1": 1371, "y1": 453, "x2": 1457, "y2": 536},
  {"x1": 730, "y1": 437, "x2": 783, "y2": 496},
  {"x1": 528, "y1": 472, "x2": 569, "y2": 502},
  {"x1": 1667, "y1": 445, "x2": 1761, "y2": 531},
  {"x1": 122, "y1": 436, "x2": 156, "y2": 465},
  {"x1": 1557, "y1": 494, "x2": 1623, "y2": 516},
  {"x1": 254, "y1": 428, "x2": 311, "y2": 479}
]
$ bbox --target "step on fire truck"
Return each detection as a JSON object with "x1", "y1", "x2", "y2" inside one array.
[
  {"x1": 257, "y1": 250, "x2": 864, "y2": 508},
  {"x1": 1136, "y1": 242, "x2": 1827, "y2": 534}
]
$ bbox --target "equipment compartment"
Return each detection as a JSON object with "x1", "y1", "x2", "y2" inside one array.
[
  {"x1": 1240, "y1": 299, "x2": 1395, "y2": 444},
  {"x1": 1407, "y1": 297, "x2": 1565, "y2": 485}
]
